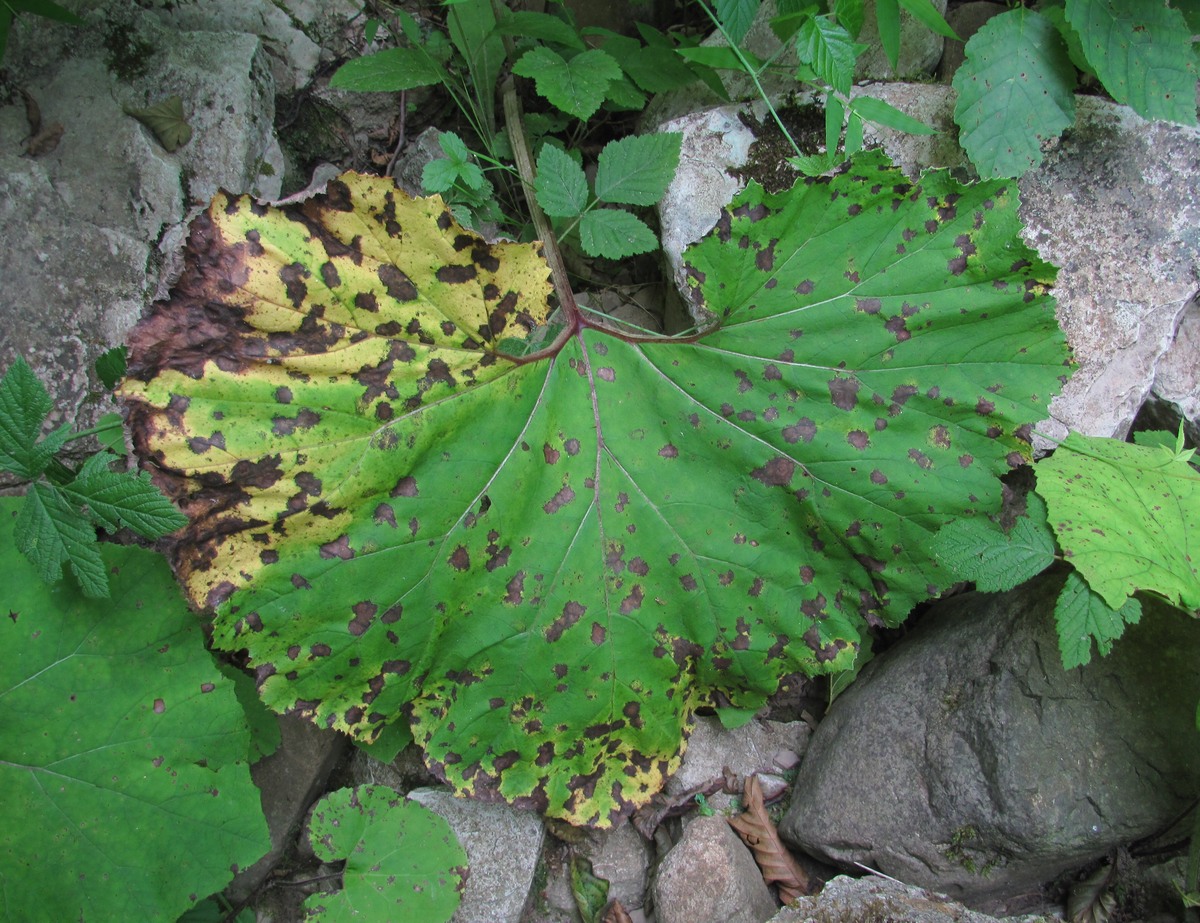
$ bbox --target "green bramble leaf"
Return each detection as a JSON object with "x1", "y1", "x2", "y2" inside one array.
[
  {"x1": 535, "y1": 143, "x2": 590, "y2": 218},
  {"x1": 60, "y1": 450, "x2": 188, "y2": 539},
  {"x1": 675, "y1": 44, "x2": 764, "y2": 73},
  {"x1": 930, "y1": 492, "x2": 1056, "y2": 592},
  {"x1": 1053, "y1": 569, "x2": 1142, "y2": 669},
  {"x1": 119, "y1": 151, "x2": 1068, "y2": 827},
  {"x1": 716, "y1": 0, "x2": 762, "y2": 45},
  {"x1": 1036, "y1": 432, "x2": 1200, "y2": 613},
  {"x1": 302, "y1": 786, "x2": 466, "y2": 923},
  {"x1": 851, "y1": 96, "x2": 938, "y2": 136},
  {"x1": 512, "y1": 46, "x2": 621, "y2": 121},
  {"x1": 329, "y1": 47, "x2": 445, "y2": 92},
  {"x1": 953, "y1": 8, "x2": 1076, "y2": 178},
  {"x1": 1065, "y1": 0, "x2": 1198, "y2": 126},
  {"x1": 0, "y1": 497, "x2": 270, "y2": 920},
  {"x1": 0, "y1": 358, "x2": 72, "y2": 479},
  {"x1": 494, "y1": 10, "x2": 586, "y2": 50},
  {"x1": 16, "y1": 481, "x2": 108, "y2": 597},
  {"x1": 579, "y1": 208, "x2": 659, "y2": 259},
  {"x1": 796, "y1": 14, "x2": 860, "y2": 97},
  {"x1": 831, "y1": 0, "x2": 865, "y2": 39},
  {"x1": 875, "y1": 0, "x2": 901, "y2": 71},
  {"x1": 95, "y1": 345, "x2": 128, "y2": 390},
  {"x1": 594, "y1": 133, "x2": 683, "y2": 206}
]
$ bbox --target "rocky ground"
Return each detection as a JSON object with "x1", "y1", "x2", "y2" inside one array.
[{"x1": 2, "y1": 1, "x2": 1198, "y2": 921}]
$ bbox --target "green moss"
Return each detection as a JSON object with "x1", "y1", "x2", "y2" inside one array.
[
  {"x1": 103, "y1": 23, "x2": 155, "y2": 80},
  {"x1": 942, "y1": 824, "x2": 1000, "y2": 877}
]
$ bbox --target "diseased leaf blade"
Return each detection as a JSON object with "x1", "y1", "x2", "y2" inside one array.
[
  {"x1": 953, "y1": 8, "x2": 1077, "y2": 178},
  {"x1": 303, "y1": 786, "x2": 466, "y2": 923},
  {"x1": 1064, "y1": 0, "x2": 1197, "y2": 126},
  {"x1": 1036, "y1": 432, "x2": 1200, "y2": 612},
  {"x1": 120, "y1": 152, "x2": 1068, "y2": 827},
  {"x1": 930, "y1": 492, "x2": 1055, "y2": 592},
  {"x1": 0, "y1": 497, "x2": 270, "y2": 920}
]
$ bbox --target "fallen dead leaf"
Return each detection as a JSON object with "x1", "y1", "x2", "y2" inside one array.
[
  {"x1": 601, "y1": 898, "x2": 634, "y2": 923},
  {"x1": 23, "y1": 124, "x2": 64, "y2": 157},
  {"x1": 727, "y1": 773, "x2": 813, "y2": 903}
]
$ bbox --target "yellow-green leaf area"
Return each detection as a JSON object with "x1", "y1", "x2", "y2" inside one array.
[
  {"x1": 120, "y1": 153, "x2": 1070, "y2": 828},
  {"x1": 1037, "y1": 432, "x2": 1200, "y2": 612}
]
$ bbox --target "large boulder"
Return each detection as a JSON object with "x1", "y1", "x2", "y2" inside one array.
[{"x1": 778, "y1": 572, "x2": 1200, "y2": 905}]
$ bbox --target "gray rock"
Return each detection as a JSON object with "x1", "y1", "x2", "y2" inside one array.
[
  {"x1": 653, "y1": 814, "x2": 778, "y2": 923},
  {"x1": 578, "y1": 820, "x2": 655, "y2": 912},
  {"x1": 408, "y1": 787, "x2": 546, "y2": 923},
  {"x1": 779, "y1": 572, "x2": 1200, "y2": 905},
  {"x1": 226, "y1": 714, "x2": 348, "y2": 905},
  {"x1": 767, "y1": 875, "x2": 1029, "y2": 923},
  {"x1": 0, "y1": 3, "x2": 280, "y2": 433},
  {"x1": 667, "y1": 716, "x2": 810, "y2": 814},
  {"x1": 1151, "y1": 296, "x2": 1200, "y2": 434},
  {"x1": 854, "y1": 0, "x2": 948, "y2": 81}
]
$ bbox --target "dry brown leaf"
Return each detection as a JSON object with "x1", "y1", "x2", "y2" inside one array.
[
  {"x1": 727, "y1": 773, "x2": 813, "y2": 903},
  {"x1": 601, "y1": 898, "x2": 634, "y2": 923},
  {"x1": 23, "y1": 124, "x2": 64, "y2": 157},
  {"x1": 20, "y1": 88, "x2": 42, "y2": 136}
]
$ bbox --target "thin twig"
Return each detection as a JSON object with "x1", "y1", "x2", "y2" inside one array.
[{"x1": 386, "y1": 89, "x2": 408, "y2": 178}]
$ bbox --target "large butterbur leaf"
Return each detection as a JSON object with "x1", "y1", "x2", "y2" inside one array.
[{"x1": 120, "y1": 151, "x2": 1069, "y2": 826}]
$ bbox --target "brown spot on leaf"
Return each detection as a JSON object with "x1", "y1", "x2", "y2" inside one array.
[
  {"x1": 828, "y1": 377, "x2": 859, "y2": 410},
  {"x1": 319, "y1": 535, "x2": 354, "y2": 559},
  {"x1": 751, "y1": 456, "x2": 795, "y2": 487},
  {"x1": 437, "y1": 264, "x2": 477, "y2": 284},
  {"x1": 782, "y1": 418, "x2": 816, "y2": 444},
  {"x1": 391, "y1": 475, "x2": 418, "y2": 497},
  {"x1": 449, "y1": 545, "x2": 470, "y2": 571},
  {"x1": 659, "y1": 444, "x2": 678, "y2": 458},
  {"x1": 547, "y1": 601, "x2": 585, "y2": 641},
  {"x1": 591, "y1": 622, "x2": 607, "y2": 645},
  {"x1": 908, "y1": 449, "x2": 932, "y2": 469},
  {"x1": 848, "y1": 430, "x2": 869, "y2": 450},
  {"x1": 543, "y1": 485, "x2": 575, "y2": 514},
  {"x1": 348, "y1": 601, "x2": 377, "y2": 636}
]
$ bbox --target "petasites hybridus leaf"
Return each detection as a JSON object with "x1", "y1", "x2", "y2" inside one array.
[
  {"x1": 1036, "y1": 432, "x2": 1200, "y2": 613},
  {"x1": 303, "y1": 785, "x2": 467, "y2": 922},
  {"x1": 119, "y1": 151, "x2": 1068, "y2": 826},
  {"x1": 0, "y1": 498, "x2": 270, "y2": 921}
]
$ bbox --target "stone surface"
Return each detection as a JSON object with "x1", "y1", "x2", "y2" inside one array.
[
  {"x1": 0, "y1": 2, "x2": 280, "y2": 435},
  {"x1": 580, "y1": 821, "x2": 655, "y2": 912},
  {"x1": 767, "y1": 875, "x2": 1029, "y2": 923},
  {"x1": 1151, "y1": 296, "x2": 1200, "y2": 432},
  {"x1": 667, "y1": 716, "x2": 810, "y2": 814},
  {"x1": 226, "y1": 715, "x2": 348, "y2": 904},
  {"x1": 779, "y1": 572, "x2": 1200, "y2": 905},
  {"x1": 408, "y1": 787, "x2": 546, "y2": 923},
  {"x1": 653, "y1": 814, "x2": 778, "y2": 923}
]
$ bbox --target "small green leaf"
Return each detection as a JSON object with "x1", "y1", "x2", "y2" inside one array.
[
  {"x1": 602, "y1": 74, "x2": 648, "y2": 111},
  {"x1": 124, "y1": 96, "x2": 192, "y2": 152},
  {"x1": 1036, "y1": 431, "x2": 1200, "y2": 612},
  {"x1": 1039, "y1": 4, "x2": 1097, "y2": 78},
  {"x1": 535, "y1": 143, "x2": 590, "y2": 218},
  {"x1": 675, "y1": 44, "x2": 765, "y2": 73},
  {"x1": 0, "y1": 357, "x2": 69, "y2": 479},
  {"x1": 354, "y1": 719, "x2": 414, "y2": 765},
  {"x1": 570, "y1": 855, "x2": 610, "y2": 923},
  {"x1": 953, "y1": 8, "x2": 1076, "y2": 178},
  {"x1": 831, "y1": 0, "x2": 865, "y2": 39},
  {"x1": 512, "y1": 46, "x2": 621, "y2": 121},
  {"x1": 94, "y1": 412, "x2": 128, "y2": 456},
  {"x1": 1065, "y1": 0, "x2": 1197, "y2": 126},
  {"x1": 930, "y1": 495, "x2": 1056, "y2": 593},
  {"x1": 494, "y1": 10, "x2": 585, "y2": 50},
  {"x1": 896, "y1": 0, "x2": 959, "y2": 40},
  {"x1": 217, "y1": 662, "x2": 283, "y2": 763},
  {"x1": 825, "y1": 93, "x2": 845, "y2": 154},
  {"x1": 329, "y1": 47, "x2": 445, "y2": 92},
  {"x1": 60, "y1": 454, "x2": 188, "y2": 539},
  {"x1": 851, "y1": 96, "x2": 938, "y2": 135},
  {"x1": 579, "y1": 208, "x2": 659, "y2": 259},
  {"x1": 796, "y1": 15, "x2": 859, "y2": 96},
  {"x1": 594, "y1": 132, "x2": 682, "y2": 206},
  {"x1": 788, "y1": 151, "x2": 843, "y2": 175},
  {"x1": 422, "y1": 158, "x2": 461, "y2": 195},
  {"x1": 620, "y1": 43, "x2": 705, "y2": 94},
  {"x1": 715, "y1": 706, "x2": 759, "y2": 729},
  {"x1": 715, "y1": 0, "x2": 762, "y2": 45},
  {"x1": 303, "y1": 786, "x2": 467, "y2": 923},
  {"x1": 95, "y1": 345, "x2": 128, "y2": 390},
  {"x1": 16, "y1": 482, "x2": 108, "y2": 597},
  {"x1": 1054, "y1": 569, "x2": 1142, "y2": 669}
]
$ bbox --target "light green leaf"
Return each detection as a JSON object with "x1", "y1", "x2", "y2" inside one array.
[
  {"x1": 329, "y1": 47, "x2": 445, "y2": 92},
  {"x1": 896, "y1": 0, "x2": 959, "y2": 40},
  {"x1": 124, "y1": 96, "x2": 193, "y2": 153},
  {"x1": 1036, "y1": 431, "x2": 1200, "y2": 612},
  {"x1": 353, "y1": 718, "x2": 414, "y2": 765},
  {"x1": 831, "y1": 0, "x2": 865, "y2": 39},
  {"x1": 788, "y1": 151, "x2": 843, "y2": 175},
  {"x1": 119, "y1": 154, "x2": 1067, "y2": 826},
  {"x1": 513, "y1": 47, "x2": 622, "y2": 121},
  {"x1": 621, "y1": 43, "x2": 708, "y2": 93},
  {"x1": 422, "y1": 158, "x2": 461, "y2": 195},
  {"x1": 0, "y1": 357, "x2": 69, "y2": 479},
  {"x1": 826, "y1": 93, "x2": 845, "y2": 154},
  {"x1": 1039, "y1": 4, "x2": 1097, "y2": 78},
  {"x1": 579, "y1": 208, "x2": 659, "y2": 258},
  {"x1": 953, "y1": 8, "x2": 1077, "y2": 178},
  {"x1": 494, "y1": 10, "x2": 586, "y2": 50},
  {"x1": 570, "y1": 855, "x2": 610, "y2": 923},
  {"x1": 94, "y1": 411, "x2": 128, "y2": 455},
  {"x1": 535, "y1": 143, "x2": 590, "y2": 218},
  {"x1": 594, "y1": 132, "x2": 683, "y2": 206},
  {"x1": 16, "y1": 482, "x2": 108, "y2": 597},
  {"x1": 303, "y1": 786, "x2": 466, "y2": 923},
  {"x1": 716, "y1": 0, "x2": 762, "y2": 45},
  {"x1": 715, "y1": 706, "x2": 759, "y2": 729},
  {"x1": 675, "y1": 44, "x2": 766, "y2": 73},
  {"x1": 930, "y1": 492, "x2": 1056, "y2": 592},
  {"x1": 216, "y1": 662, "x2": 283, "y2": 763},
  {"x1": 61, "y1": 453, "x2": 188, "y2": 539},
  {"x1": 1053, "y1": 569, "x2": 1142, "y2": 669},
  {"x1": 851, "y1": 96, "x2": 939, "y2": 135},
  {"x1": 796, "y1": 14, "x2": 860, "y2": 96},
  {"x1": 602, "y1": 73, "x2": 648, "y2": 111},
  {"x1": 1065, "y1": 0, "x2": 1197, "y2": 125},
  {"x1": 0, "y1": 498, "x2": 270, "y2": 921}
]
